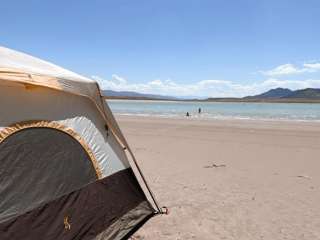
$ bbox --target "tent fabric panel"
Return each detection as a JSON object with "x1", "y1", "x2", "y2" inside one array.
[
  {"x1": 101, "y1": 100, "x2": 129, "y2": 149},
  {"x1": 0, "y1": 70, "x2": 129, "y2": 153},
  {"x1": 0, "y1": 85, "x2": 130, "y2": 178},
  {"x1": 0, "y1": 71, "x2": 104, "y2": 122},
  {"x1": 0, "y1": 46, "x2": 133, "y2": 155},
  {"x1": 94, "y1": 202, "x2": 154, "y2": 240},
  {"x1": 0, "y1": 168, "x2": 154, "y2": 240},
  {"x1": 0, "y1": 46, "x2": 93, "y2": 82},
  {"x1": 0, "y1": 127, "x2": 98, "y2": 223}
]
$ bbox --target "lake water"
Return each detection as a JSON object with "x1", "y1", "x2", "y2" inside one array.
[{"x1": 108, "y1": 99, "x2": 320, "y2": 122}]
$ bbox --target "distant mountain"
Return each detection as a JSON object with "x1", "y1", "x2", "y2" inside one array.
[
  {"x1": 285, "y1": 88, "x2": 320, "y2": 99},
  {"x1": 245, "y1": 88, "x2": 320, "y2": 100},
  {"x1": 101, "y1": 88, "x2": 320, "y2": 103},
  {"x1": 245, "y1": 88, "x2": 293, "y2": 99},
  {"x1": 102, "y1": 90, "x2": 179, "y2": 100}
]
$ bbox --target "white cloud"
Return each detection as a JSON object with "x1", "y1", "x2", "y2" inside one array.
[
  {"x1": 303, "y1": 63, "x2": 320, "y2": 70},
  {"x1": 111, "y1": 74, "x2": 127, "y2": 85},
  {"x1": 261, "y1": 63, "x2": 320, "y2": 76},
  {"x1": 92, "y1": 75, "x2": 320, "y2": 98}
]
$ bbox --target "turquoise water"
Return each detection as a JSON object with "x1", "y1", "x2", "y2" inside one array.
[{"x1": 108, "y1": 100, "x2": 320, "y2": 121}]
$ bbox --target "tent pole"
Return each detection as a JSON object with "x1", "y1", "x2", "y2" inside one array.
[{"x1": 126, "y1": 147, "x2": 163, "y2": 214}]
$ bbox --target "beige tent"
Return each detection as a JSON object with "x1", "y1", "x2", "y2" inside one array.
[{"x1": 0, "y1": 46, "x2": 161, "y2": 240}]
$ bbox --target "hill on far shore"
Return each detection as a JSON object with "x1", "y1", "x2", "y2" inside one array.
[
  {"x1": 102, "y1": 88, "x2": 320, "y2": 103},
  {"x1": 243, "y1": 88, "x2": 320, "y2": 101}
]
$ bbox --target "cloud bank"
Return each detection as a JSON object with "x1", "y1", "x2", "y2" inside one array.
[
  {"x1": 261, "y1": 62, "x2": 320, "y2": 76},
  {"x1": 92, "y1": 74, "x2": 320, "y2": 98}
]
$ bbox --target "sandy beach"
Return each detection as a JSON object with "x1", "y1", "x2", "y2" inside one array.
[{"x1": 116, "y1": 116, "x2": 320, "y2": 240}]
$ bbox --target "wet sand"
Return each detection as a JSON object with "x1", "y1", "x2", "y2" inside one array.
[{"x1": 117, "y1": 116, "x2": 320, "y2": 240}]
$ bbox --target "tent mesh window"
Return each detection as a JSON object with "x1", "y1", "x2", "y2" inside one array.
[{"x1": 0, "y1": 126, "x2": 99, "y2": 224}]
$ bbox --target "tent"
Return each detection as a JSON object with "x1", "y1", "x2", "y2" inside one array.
[{"x1": 0, "y1": 46, "x2": 162, "y2": 240}]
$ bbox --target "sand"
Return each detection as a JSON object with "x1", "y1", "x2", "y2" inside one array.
[{"x1": 116, "y1": 116, "x2": 320, "y2": 240}]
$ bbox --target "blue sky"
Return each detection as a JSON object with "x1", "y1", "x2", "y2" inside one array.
[{"x1": 1, "y1": 0, "x2": 320, "y2": 97}]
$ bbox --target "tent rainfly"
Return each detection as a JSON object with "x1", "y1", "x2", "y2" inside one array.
[{"x1": 0, "y1": 46, "x2": 163, "y2": 240}]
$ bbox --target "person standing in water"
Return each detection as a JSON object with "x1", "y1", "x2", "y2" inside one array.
[
  {"x1": 198, "y1": 107, "x2": 201, "y2": 114},
  {"x1": 186, "y1": 112, "x2": 190, "y2": 117}
]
